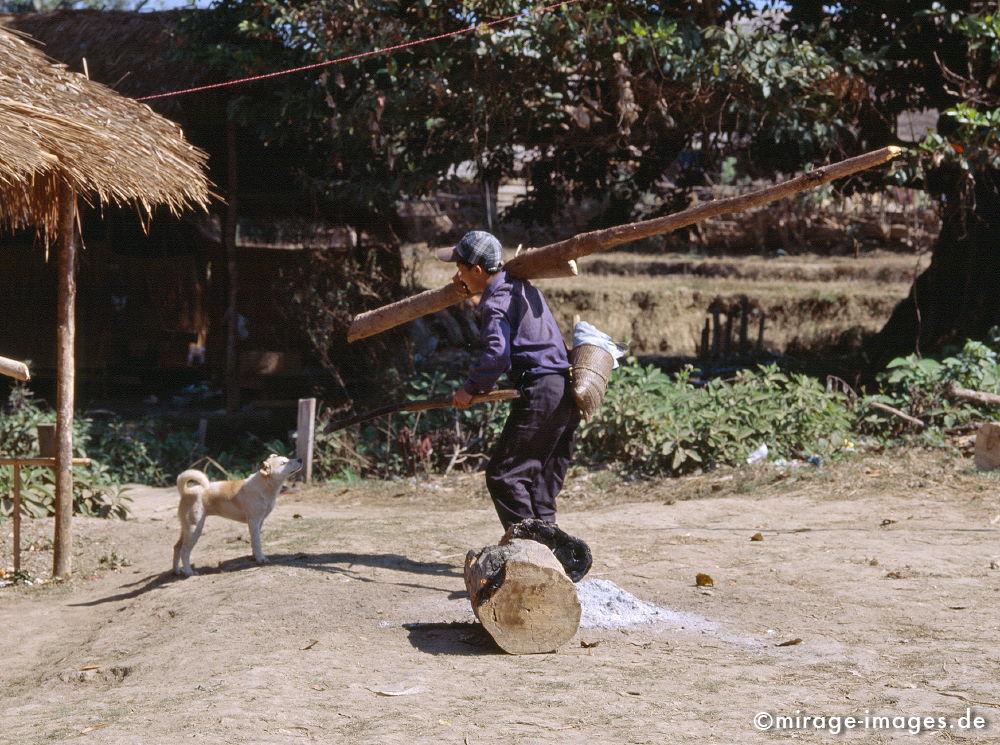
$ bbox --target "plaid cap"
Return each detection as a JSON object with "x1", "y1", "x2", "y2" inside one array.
[{"x1": 436, "y1": 231, "x2": 503, "y2": 272}]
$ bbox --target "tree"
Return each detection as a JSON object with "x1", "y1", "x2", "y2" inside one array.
[
  {"x1": 779, "y1": 1, "x2": 1000, "y2": 366},
  {"x1": 0, "y1": 0, "x2": 138, "y2": 10},
  {"x1": 178, "y1": 0, "x2": 849, "y2": 228}
]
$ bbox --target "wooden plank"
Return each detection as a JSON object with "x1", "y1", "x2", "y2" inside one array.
[
  {"x1": 0, "y1": 458, "x2": 92, "y2": 466},
  {"x1": 348, "y1": 146, "x2": 903, "y2": 342},
  {"x1": 296, "y1": 397, "x2": 317, "y2": 483}
]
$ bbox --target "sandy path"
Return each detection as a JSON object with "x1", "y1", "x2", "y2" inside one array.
[{"x1": 2, "y1": 451, "x2": 999, "y2": 744}]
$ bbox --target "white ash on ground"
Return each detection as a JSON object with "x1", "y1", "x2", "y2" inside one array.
[{"x1": 576, "y1": 577, "x2": 676, "y2": 629}]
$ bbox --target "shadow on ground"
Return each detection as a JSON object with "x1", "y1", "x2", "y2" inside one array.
[
  {"x1": 404, "y1": 621, "x2": 499, "y2": 656},
  {"x1": 70, "y1": 551, "x2": 463, "y2": 606}
]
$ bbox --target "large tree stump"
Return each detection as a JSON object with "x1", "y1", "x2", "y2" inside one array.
[
  {"x1": 974, "y1": 421, "x2": 1000, "y2": 471},
  {"x1": 464, "y1": 538, "x2": 581, "y2": 654}
]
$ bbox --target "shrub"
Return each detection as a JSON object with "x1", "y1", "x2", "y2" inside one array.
[
  {"x1": 859, "y1": 339, "x2": 1000, "y2": 435},
  {"x1": 577, "y1": 362, "x2": 856, "y2": 476},
  {"x1": 312, "y1": 370, "x2": 505, "y2": 480},
  {"x1": 0, "y1": 383, "x2": 131, "y2": 519}
]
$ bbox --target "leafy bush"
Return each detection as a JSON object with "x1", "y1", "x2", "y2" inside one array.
[
  {"x1": 0, "y1": 383, "x2": 131, "y2": 519},
  {"x1": 85, "y1": 416, "x2": 209, "y2": 485},
  {"x1": 578, "y1": 362, "x2": 856, "y2": 476},
  {"x1": 313, "y1": 370, "x2": 505, "y2": 480},
  {"x1": 858, "y1": 339, "x2": 1000, "y2": 435}
]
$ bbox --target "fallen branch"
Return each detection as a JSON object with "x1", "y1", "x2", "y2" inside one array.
[
  {"x1": 869, "y1": 401, "x2": 926, "y2": 429},
  {"x1": 945, "y1": 383, "x2": 1000, "y2": 408},
  {"x1": 348, "y1": 146, "x2": 903, "y2": 342}
]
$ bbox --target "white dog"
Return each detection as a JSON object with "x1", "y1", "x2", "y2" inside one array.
[{"x1": 172, "y1": 454, "x2": 302, "y2": 576}]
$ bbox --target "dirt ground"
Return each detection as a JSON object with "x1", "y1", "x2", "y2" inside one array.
[{"x1": 2, "y1": 449, "x2": 999, "y2": 744}]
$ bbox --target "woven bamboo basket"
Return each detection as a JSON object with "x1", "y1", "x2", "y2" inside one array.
[{"x1": 569, "y1": 344, "x2": 614, "y2": 419}]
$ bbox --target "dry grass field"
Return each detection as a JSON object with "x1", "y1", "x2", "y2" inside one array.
[{"x1": 411, "y1": 246, "x2": 930, "y2": 359}]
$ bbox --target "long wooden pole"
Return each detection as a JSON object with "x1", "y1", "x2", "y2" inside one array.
[
  {"x1": 328, "y1": 388, "x2": 519, "y2": 431},
  {"x1": 53, "y1": 182, "x2": 77, "y2": 579},
  {"x1": 348, "y1": 146, "x2": 903, "y2": 342},
  {"x1": 0, "y1": 355, "x2": 29, "y2": 381}
]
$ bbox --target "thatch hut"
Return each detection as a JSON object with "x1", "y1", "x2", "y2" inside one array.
[
  {"x1": 1, "y1": 10, "x2": 366, "y2": 413},
  {"x1": 0, "y1": 25, "x2": 209, "y2": 577}
]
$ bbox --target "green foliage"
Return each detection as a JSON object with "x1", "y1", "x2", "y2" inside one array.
[
  {"x1": 85, "y1": 417, "x2": 205, "y2": 486},
  {"x1": 313, "y1": 370, "x2": 505, "y2": 480},
  {"x1": 175, "y1": 0, "x2": 843, "y2": 227},
  {"x1": 98, "y1": 550, "x2": 133, "y2": 571},
  {"x1": 578, "y1": 362, "x2": 855, "y2": 476},
  {"x1": 0, "y1": 0, "x2": 138, "y2": 10},
  {"x1": 0, "y1": 383, "x2": 131, "y2": 520},
  {"x1": 859, "y1": 340, "x2": 1000, "y2": 435}
]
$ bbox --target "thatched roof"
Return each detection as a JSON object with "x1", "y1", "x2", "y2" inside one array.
[
  {"x1": 0, "y1": 24, "x2": 210, "y2": 235},
  {"x1": 1, "y1": 10, "x2": 207, "y2": 103}
]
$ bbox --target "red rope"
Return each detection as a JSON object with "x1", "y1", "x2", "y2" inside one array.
[{"x1": 136, "y1": 0, "x2": 581, "y2": 102}]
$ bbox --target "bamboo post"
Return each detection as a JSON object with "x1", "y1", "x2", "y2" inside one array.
[
  {"x1": 12, "y1": 462, "x2": 20, "y2": 573},
  {"x1": 348, "y1": 146, "x2": 904, "y2": 342},
  {"x1": 53, "y1": 182, "x2": 77, "y2": 579}
]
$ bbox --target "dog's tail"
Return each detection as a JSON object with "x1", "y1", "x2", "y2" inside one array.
[{"x1": 177, "y1": 469, "x2": 210, "y2": 500}]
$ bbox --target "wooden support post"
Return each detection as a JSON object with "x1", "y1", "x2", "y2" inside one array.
[
  {"x1": 296, "y1": 397, "x2": 316, "y2": 483},
  {"x1": 12, "y1": 463, "x2": 21, "y2": 573},
  {"x1": 2, "y1": 457, "x2": 91, "y2": 577},
  {"x1": 37, "y1": 423, "x2": 56, "y2": 458},
  {"x1": 224, "y1": 112, "x2": 240, "y2": 414},
  {"x1": 53, "y1": 182, "x2": 77, "y2": 579}
]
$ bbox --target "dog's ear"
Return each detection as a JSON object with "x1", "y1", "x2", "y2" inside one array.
[{"x1": 259, "y1": 458, "x2": 274, "y2": 476}]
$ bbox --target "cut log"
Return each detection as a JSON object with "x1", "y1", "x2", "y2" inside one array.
[
  {"x1": 974, "y1": 421, "x2": 1000, "y2": 471},
  {"x1": 0, "y1": 355, "x2": 30, "y2": 381},
  {"x1": 464, "y1": 538, "x2": 581, "y2": 655},
  {"x1": 348, "y1": 146, "x2": 903, "y2": 341}
]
